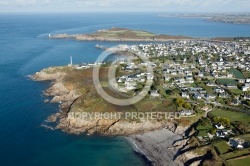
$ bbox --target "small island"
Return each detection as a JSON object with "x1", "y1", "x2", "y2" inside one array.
[
  {"x1": 50, "y1": 27, "x2": 249, "y2": 42},
  {"x1": 49, "y1": 27, "x2": 193, "y2": 41}
]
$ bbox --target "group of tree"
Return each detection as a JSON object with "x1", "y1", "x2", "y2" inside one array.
[
  {"x1": 175, "y1": 97, "x2": 192, "y2": 109},
  {"x1": 212, "y1": 116, "x2": 231, "y2": 127}
]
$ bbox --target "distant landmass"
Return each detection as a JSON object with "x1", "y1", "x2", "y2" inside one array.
[
  {"x1": 50, "y1": 27, "x2": 250, "y2": 42},
  {"x1": 159, "y1": 13, "x2": 250, "y2": 24},
  {"x1": 49, "y1": 27, "x2": 193, "y2": 41}
]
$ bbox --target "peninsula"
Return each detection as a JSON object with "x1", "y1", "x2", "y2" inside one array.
[{"x1": 32, "y1": 37, "x2": 250, "y2": 165}]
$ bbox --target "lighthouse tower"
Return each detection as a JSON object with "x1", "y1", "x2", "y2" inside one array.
[{"x1": 68, "y1": 56, "x2": 73, "y2": 66}]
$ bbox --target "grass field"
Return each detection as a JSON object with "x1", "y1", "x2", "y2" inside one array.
[
  {"x1": 197, "y1": 130, "x2": 208, "y2": 137},
  {"x1": 238, "y1": 133, "x2": 250, "y2": 142},
  {"x1": 209, "y1": 109, "x2": 250, "y2": 122},
  {"x1": 228, "y1": 88, "x2": 243, "y2": 95},
  {"x1": 228, "y1": 68, "x2": 245, "y2": 79},
  {"x1": 196, "y1": 82, "x2": 214, "y2": 93},
  {"x1": 227, "y1": 157, "x2": 250, "y2": 166},
  {"x1": 196, "y1": 119, "x2": 213, "y2": 130},
  {"x1": 221, "y1": 148, "x2": 250, "y2": 160},
  {"x1": 97, "y1": 28, "x2": 156, "y2": 38},
  {"x1": 216, "y1": 79, "x2": 238, "y2": 85},
  {"x1": 214, "y1": 141, "x2": 233, "y2": 154}
]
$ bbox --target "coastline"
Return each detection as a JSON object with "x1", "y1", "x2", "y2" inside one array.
[
  {"x1": 31, "y1": 66, "x2": 190, "y2": 165},
  {"x1": 31, "y1": 66, "x2": 178, "y2": 136},
  {"x1": 126, "y1": 128, "x2": 183, "y2": 166}
]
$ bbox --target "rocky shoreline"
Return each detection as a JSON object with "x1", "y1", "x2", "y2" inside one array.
[
  {"x1": 31, "y1": 66, "x2": 178, "y2": 135},
  {"x1": 127, "y1": 128, "x2": 183, "y2": 166},
  {"x1": 31, "y1": 66, "x2": 201, "y2": 166}
]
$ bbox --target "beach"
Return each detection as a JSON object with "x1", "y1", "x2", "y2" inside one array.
[{"x1": 127, "y1": 128, "x2": 183, "y2": 166}]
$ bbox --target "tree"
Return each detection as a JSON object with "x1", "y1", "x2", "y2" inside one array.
[
  {"x1": 175, "y1": 98, "x2": 185, "y2": 107},
  {"x1": 183, "y1": 102, "x2": 191, "y2": 109}
]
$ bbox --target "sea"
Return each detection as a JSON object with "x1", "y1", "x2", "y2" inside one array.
[{"x1": 0, "y1": 12, "x2": 250, "y2": 166}]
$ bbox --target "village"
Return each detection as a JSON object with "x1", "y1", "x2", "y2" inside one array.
[
  {"x1": 105, "y1": 40, "x2": 250, "y2": 163},
  {"x1": 70, "y1": 39, "x2": 250, "y2": 165}
]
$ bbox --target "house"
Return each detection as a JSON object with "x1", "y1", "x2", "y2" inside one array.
[
  {"x1": 207, "y1": 82, "x2": 216, "y2": 87},
  {"x1": 215, "y1": 124, "x2": 225, "y2": 130},
  {"x1": 238, "y1": 79, "x2": 245, "y2": 83},
  {"x1": 219, "y1": 93, "x2": 229, "y2": 98},
  {"x1": 164, "y1": 76, "x2": 171, "y2": 81},
  {"x1": 214, "y1": 88, "x2": 225, "y2": 94},
  {"x1": 147, "y1": 75, "x2": 154, "y2": 80},
  {"x1": 244, "y1": 94, "x2": 250, "y2": 100},
  {"x1": 229, "y1": 138, "x2": 249, "y2": 149},
  {"x1": 150, "y1": 90, "x2": 160, "y2": 97},
  {"x1": 125, "y1": 82, "x2": 137, "y2": 90},
  {"x1": 182, "y1": 92, "x2": 190, "y2": 99},
  {"x1": 216, "y1": 130, "x2": 228, "y2": 138},
  {"x1": 117, "y1": 78, "x2": 124, "y2": 83},
  {"x1": 185, "y1": 76, "x2": 194, "y2": 83},
  {"x1": 194, "y1": 93, "x2": 202, "y2": 100},
  {"x1": 198, "y1": 72, "x2": 204, "y2": 77},
  {"x1": 227, "y1": 84, "x2": 238, "y2": 89},
  {"x1": 246, "y1": 78, "x2": 250, "y2": 83},
  {"x1": 179, "y1": 109, "x2": 195, "y2": 116},
  {"x1": 138, "y1": 78, "x2": 146, "y2": 82},
  {"x1": 206, "y1": 93, "x2": 216, "y2": 100},
  {"x1": 242, "y1": 86, "x2": 250, "y2": 92},
  {"x1": 231, "y1": 99, "x2": 240, "y2": 106}
]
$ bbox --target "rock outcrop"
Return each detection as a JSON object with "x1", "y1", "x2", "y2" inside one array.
[{"x1": 32, "y1": 66, "x2": 177, "y2": 136}]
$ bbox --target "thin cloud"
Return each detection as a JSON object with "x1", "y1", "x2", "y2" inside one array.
[{"x1": 0, "y1": 0, "x2": 249, "y2": 12}]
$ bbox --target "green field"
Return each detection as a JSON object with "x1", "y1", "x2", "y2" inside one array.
[
  {"x1": 221, "y1": 148, "x2": 250, "y2": 160},
  {"x1": 197, "y1": 130, "x2": 208, "y2": 137},
  {"x1": 216, "y1": 79, "x2": 238, "y2": 85},
  {"x1": 196, "y1": 82, "x2": 213, "y2": 93},
  {"x1": 196, "y1": 118, "x2": 213, "y2": 130},
  {"x1": 209, "y1": 109, "x2": 250, "y2": 122},
  {"x1": 228, "y1": 89, "x2": 243, "y2": 95},
  {"x1": 228, "y1": 157, "x2": 250, "y2": 166},
  {"x1": 228, "y1": 68, "x2": 245, "y2": 79},
  {"x1": 96, "y1": 28, "x2": 156, "y2": 38},
  {"x1": 214, "y1": 141, "x2": 233, "y2": 154},
  {"x1": 239, "y1": 133, "x2": 250, "y2": 142}
]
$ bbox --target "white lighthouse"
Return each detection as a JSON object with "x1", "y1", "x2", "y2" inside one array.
[{"x1": 68, "y1": 56, "x2": 73, "y2": 66}]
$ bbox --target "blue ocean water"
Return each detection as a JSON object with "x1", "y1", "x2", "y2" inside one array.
[{"x1": 0, "y1": 13, "x2": 250, "y2": 166}]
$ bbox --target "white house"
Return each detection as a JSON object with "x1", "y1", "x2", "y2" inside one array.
[
  {"x1": 207, "y1": 82, "x2": 216, "y2": 87},
  {"x1": 229, "y1": 138, "x2": 249, "y2": 149},
  {"x1": 179, "y1": 110, "x2": 195, "y2": 116},
  {"x1": 182, "y1": 92, "x2": 190, "y2": 99},
  {"x1": 216, "y1": 130, "x2": 228, "y2": 138},
  {"x1": 206, "y1": 93, "x2": 216, "y2": 100},
  {"x1": 150, "y1": 90, "x2": 160, "y2": 97},
  {"x1": 215, "y1": 124, "x2": 225, "y2": 130},
  {"x1": 242, "y1": 86, "x2": 250, "y2": 92},
  {"x1": 214, "y1": 88, "x2": 225, "y2": 94}
]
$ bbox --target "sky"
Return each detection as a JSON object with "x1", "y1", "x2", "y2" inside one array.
[{"x1": 0, "y1": 0, "x2": 249, "y2": 13}]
